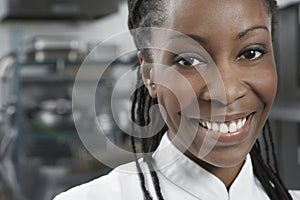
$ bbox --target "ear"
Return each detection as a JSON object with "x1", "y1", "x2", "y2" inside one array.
[{"x1": 138, "y1": 51, "x2": 157, "y2": 98}]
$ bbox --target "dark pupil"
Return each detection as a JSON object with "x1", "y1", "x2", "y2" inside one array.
[
  {"x1": 244, "y1": 50, "x2": 256, "y2": 59},
  {"x1": 182, "y1": 57, "x2": 194, "y2": 65}
]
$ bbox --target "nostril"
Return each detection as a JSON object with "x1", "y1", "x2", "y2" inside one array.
[
  {"x1": 199, "y1": 88, "x2": 228, "y2": 106},
  {"x1": 209, "y1": 98, "x2": 229, "y2": 107},
  {"x1": 198, "y1": 75, "x2": 248, "y2": 106},
  {"x1": 200, "y1": 90, "x2": 247, "y2": 107}
]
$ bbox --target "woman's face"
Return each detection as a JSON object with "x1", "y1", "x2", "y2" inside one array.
[{"x1": 142, "y1": 0, "x2": 277, "y2": 167}]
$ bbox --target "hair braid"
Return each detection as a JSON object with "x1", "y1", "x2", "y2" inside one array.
[
  {"x1": 130, "y1": 65, "x2": 153, "y2": 200},
  {"x1": 144, "y1": 154, "x2": 165, "y2": 200},
  {"x1": 143, "y1": 93, "x2": 165, "y2": 200},
  {"x1": 262, "y1": 122, "x2": 271, "y2": 169},
  {"x1": 250, "y1": 120, "x2": 292, "y2": 199},
  {"x1": 266, "y1": 120, "x2": 279, "y2": 173},
  {"x1": 131, "y1": 135, "x2": 153, "y2": 200}
]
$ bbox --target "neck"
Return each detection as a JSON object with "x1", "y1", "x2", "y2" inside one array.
[
  {"x1": 186, "y1": 151, "x2": 244, "y2": 189},
  {"x1": 167, "y1": 132, "x2": 245, "y2": 189}
]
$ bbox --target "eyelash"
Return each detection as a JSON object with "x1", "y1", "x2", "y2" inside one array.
[
  {"x1": 237, "y1": 46, "x2": 268, "y2": 61},
  {"x1": 174, "y1": 54, "x2": 207, "y2": 68},
  {"x1": 173, "y1": 45, "x2": 267, "y2": 68}
]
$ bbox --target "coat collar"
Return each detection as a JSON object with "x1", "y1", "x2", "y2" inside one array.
[{"x1": 152, "y1": 133, "x2": 268, "y2": 200}]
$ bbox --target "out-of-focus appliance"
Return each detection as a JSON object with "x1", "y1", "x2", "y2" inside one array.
[
  {"x1": 23, "y1": 35, "x2": 85, "y2": 63},
  {"x1": 270, "y1": 3, "x2": 300, "y2": 190},
  {"x1": 0, "y1": 54, "x2": 24, "y2": 200},
  {"x1": 0, "y1": 0, "x2": 119, "y2": 21},
  {"x1": 274, "y1": 3, "x2": 300, "y2": 96}
]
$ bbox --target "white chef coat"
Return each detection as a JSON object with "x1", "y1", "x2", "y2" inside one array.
[{"x1": 54, "y1": 134, "x2": 300, "y2": 200}]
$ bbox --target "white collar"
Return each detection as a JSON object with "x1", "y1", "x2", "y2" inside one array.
[{"x1": 152, "y1": 133, "x2": 266, "y2": 199}]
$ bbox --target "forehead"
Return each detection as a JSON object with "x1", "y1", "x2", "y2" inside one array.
[{"x1": 162, "y1": 0, "x2": 270, "y2": 38}]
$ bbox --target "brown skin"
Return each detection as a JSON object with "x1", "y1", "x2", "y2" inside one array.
[{"x1": 140, "y1": 0, "x2": 277, "y2": 189}]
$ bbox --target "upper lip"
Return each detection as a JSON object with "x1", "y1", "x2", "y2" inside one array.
[{"x1": 190, "y1": 112, "x2": 254, "y2": 122}]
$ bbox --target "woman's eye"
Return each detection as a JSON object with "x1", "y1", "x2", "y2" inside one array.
[
  {"x1": 176, "y1": 56, "x2": 206, "y2": 67},
  {"x1": 238, "y1": 48, "x2": 266, "y2": 61}
]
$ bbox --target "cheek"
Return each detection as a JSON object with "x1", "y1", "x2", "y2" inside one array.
[
  {"x1": 247, "y1": 66, "x2": 277, "y2": 137},
  {"x1": 155, "y1": 70, "x2": 204, "y2": 113},
  {"x1": 156, "y1": 87, "x2": 181, "y2": 133},
  {"x1": 156, "y1": 77, "x2": 206, "y2": 114},
  {"x1": 157, "y1": 87, "x2": 180, "y2": 115},
  {"x1": 249, "y1": 67, "x2": 277, "y2": 106}
]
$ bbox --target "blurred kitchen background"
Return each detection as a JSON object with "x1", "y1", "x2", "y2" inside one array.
[{"x1": 0, "y1": 0, "x2": 299, "y2": 200}]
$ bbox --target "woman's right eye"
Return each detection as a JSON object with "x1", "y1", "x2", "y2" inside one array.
[{"x1": 175, "y1": 55, "x2": 207, "y2": 68}]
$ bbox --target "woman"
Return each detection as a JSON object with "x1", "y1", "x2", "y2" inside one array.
[{"x1": 54, "y1": 0, "x2": 300, "y2": 199}]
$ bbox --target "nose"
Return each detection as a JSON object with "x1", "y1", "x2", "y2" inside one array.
[{"x1": 200, "y1": 63, "x2": 248, "y2": 106}]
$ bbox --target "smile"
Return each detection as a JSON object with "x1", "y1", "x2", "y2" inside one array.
[
  {"x1": 194, "y1": 113, "x2": 254, "y2": 144},
  {"x1": 199, "y1": 116, "x2": 247, "y2": 134}
]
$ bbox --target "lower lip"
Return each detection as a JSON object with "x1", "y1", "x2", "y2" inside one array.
[{"x1": 197, "y1": 114, "x2": 253, "y2": 144}]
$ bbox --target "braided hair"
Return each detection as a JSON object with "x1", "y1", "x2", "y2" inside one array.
[{"x1": 127, "y1": 0, "x2": 292, "y2": 199}]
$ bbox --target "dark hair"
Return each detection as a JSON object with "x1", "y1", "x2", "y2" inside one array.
[{"x1": 127, "y1": 0, "x2": 292, "y2": 199}]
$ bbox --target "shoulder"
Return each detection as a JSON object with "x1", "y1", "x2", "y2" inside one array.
[
  {"x1": 290, "y1": 190, "x2": 300, "y2": 200},
  {"x1": 53, "y1": 161, "x2": 143, "y2": 200}
]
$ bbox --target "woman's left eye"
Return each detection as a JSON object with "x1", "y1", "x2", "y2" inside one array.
[{"x1": 237, "y1": 48, "x2": 266, "y2": 61}]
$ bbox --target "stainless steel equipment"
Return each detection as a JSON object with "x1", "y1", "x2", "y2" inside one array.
[
  {"x1": 270, "y1": 3, "x2": 300, "y2": 190},
  {"x1": 1, "y1": 0, "x2": 119, "y2": 21},
  {"x1": 0, "y1": 54, "x2": 25, "y2": 200},
  {"x1": 26, "y1": 98, "x2": 78, "y2": 130},
  {"x1": 23, "y1": 36, "x2": 86, "y2": 63}
]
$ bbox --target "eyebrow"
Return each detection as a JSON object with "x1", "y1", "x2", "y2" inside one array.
[
  {"x1": 237, "y1": 25, "x2": 269, "y2": 39},
  {"x1": 166, "y1": 25, "x2": 269, "y2": 45},
  {"x1": 166, "y1": 34, "x2": 208, "y2": 46}
]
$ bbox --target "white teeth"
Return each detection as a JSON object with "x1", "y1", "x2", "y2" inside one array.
[
  {"x1": 237, "y1": 120, "x2": 242, "y2": 129},
  {"x1": 242, "y1": 117, "x2": 246, "y2": 126},
  {"x1": 220, "y1": 123, "x2": 228, "y2": 133},
  {"x1": 229, "y1": 122, "x2": 237, "y2": 133},
  {"x1": 201, "y1": 121, "x2": 207, "y2": 128},
  {"x1": 207, "y1": 121, "x2": 212, "y2": 130},
  {"x1": 212, "y1": 122, "x2": 219, "y2": 132},
  {"x1": 199, "y1": 116, "x2": 248, "y2": 133}
]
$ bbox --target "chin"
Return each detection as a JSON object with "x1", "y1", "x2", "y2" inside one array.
[
  {"x1": 185, "y1": 127, "x2": 258, "y2": 168},
  {"x1": 203, "y1": 146, "x2": 250, "y2": 168}
]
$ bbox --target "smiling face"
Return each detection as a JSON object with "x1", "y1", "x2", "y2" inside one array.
[{"x1": 141, "y1": 0, "x2": 277, "y2": 168}]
